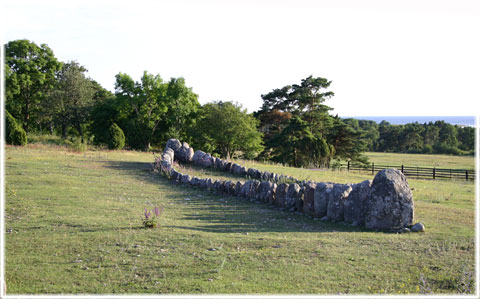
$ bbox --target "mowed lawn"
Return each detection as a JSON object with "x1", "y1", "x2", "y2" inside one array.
[{"x1": 5, "y1": 145, "x2": 475, "y2": 294}]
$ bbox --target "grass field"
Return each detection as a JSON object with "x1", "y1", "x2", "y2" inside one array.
[
  {"x1": 4, "y1": 144, "x2": 476, "y2": 294},
  {"x1": 364, "y1": 152, "x2": 475, "y2": 170}
]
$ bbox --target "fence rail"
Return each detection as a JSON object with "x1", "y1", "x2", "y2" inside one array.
[{"x1": 335, "y1": 161, "x2": 475, "y2": 181}]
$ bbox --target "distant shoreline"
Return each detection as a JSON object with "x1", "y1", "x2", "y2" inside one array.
[{"x1": 341, "y1": 116, "x2": 476, "y2": 126}]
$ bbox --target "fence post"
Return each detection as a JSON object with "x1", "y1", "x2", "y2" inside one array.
[
  {"x1": 433, "y1": 167, "x2": 435, "y2": 180},
  {"x1": 450, "y1": 169, "x2": 452, "y2": 179},
  {"x1": 466, "y1": 170, "x2": 468, "y2": 181},
  {"x1": 347, "y1": 161, "x2": 350, "y2": 171},
  {"x1": 372, "y1": 162, "x2": 375, "y2": 175},
  {"x1": 417, "y1": 167, "x2": 419, "y2": 179},
  {"x1": 401, "y1": 165, "x2": 404, "y2": 174}
]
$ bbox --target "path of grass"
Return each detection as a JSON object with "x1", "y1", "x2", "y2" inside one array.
[{"x1": 5, "y1": 144, "x2": 475, "y2": 294}]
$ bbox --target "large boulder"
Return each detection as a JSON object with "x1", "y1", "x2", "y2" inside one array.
[
  {"x1": 163, "y1": 148, "x2": 174, "y2": 164},
  {"x1": 302, "y1": 182, "x2": 317, "y2": 214},
  {"x1": 240, "y1": 180, "x2": 254, "y2": 198},
  {"x1": 257, "y1": 181, "x2": 276, "y2": 203},
  {"x1": 176, "y1": 142, "x2": 194, "y2": 163},
  {"x1": 326, "y1": 184, "x2": 352, "y2": 222},
  {"x1": 275, "y1": 183, "x2": 289, "y2": 208},
  {"x1": 193, "y1": 150, "x2": 214, "y2": 167},
  {"x1": 314, "y1": 182, "x2": 334, "y2": 217},
  {"x1": 285, "y1": 183, "x2": 302, "y2": 211},
  {"x1": 248, "y1": 180, "x2": 261, "y2": 200},
  {"x1": 231, "y1": 164, "x2": 247, "y2": 176},
  {"x1": 165, "y1": 138, "x2": 181, "y2": 153},
  {"x1": 344, "y1": 180, "x2": 372, "y2": 226},
  {"x1": 365, "y1": 169, "x2": 414, "y2": 230}
]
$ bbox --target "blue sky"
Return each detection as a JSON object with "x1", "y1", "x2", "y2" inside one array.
[{"x1": 2, "y1": 0, "x2": 479, "y2": 115}]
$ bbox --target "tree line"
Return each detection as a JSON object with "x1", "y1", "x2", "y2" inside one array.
[
  {"x1": 342, "y1": 118, "x2": 474, "y2": 156},
  {"x1": 4, "y1": 39, "x2": 475, "y2": 168}
]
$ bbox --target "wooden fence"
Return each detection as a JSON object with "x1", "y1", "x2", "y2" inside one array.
[{"x1": 335, "y1": 161, "x2": 475, "y2": 181}]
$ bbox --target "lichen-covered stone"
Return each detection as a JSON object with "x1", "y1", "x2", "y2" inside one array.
[
  {"x1": 302, "y1": 182, "x2": 317, "y2": 214},
  {"x1": 326, "y1": 184, "x2": 352, "y2": 222},
  {"x1": 285, "y1": 183, "x2": 302, "y2": 211},
  {"x1": 275, "y1": 183, "x2": 288, "y2": 208},
  {"x1": 314, "y1": 182, "x2": 334, "y2": 217},
  {"x1": 165, "y1": 138, "x2": 181, "y2": 153},
  {"x1": 365, "y1": 169, "x2": 414, "y2": 230},
  {"x1": 344, "y1": 180, "x2": 372, "y2": 225},
  {"x1": 235, "y1": 181, "x2": 244, "y2": 196}
]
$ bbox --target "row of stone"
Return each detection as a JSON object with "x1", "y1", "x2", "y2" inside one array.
[
  {"x1": 164, "y1": 139, "x2": 298, "y2": 183},
  {"x1": 158, "y1": 139, "x2": 420, "y2": 232}
]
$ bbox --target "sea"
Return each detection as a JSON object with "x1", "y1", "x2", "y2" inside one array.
[{"x1": 342, "y1": 116, "x2": 476, "y2": 127}]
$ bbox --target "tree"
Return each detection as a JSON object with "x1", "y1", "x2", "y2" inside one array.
[
  {"x1": 193, "y1": 101, "x2": 264, "y2": 159},
  {"x1": 5, "y1": 39, "x2": 62, "y2": 132},
  {"x1": 258, "y1": 76, "x2": 367, "y2": 167},
  {"x1": 5, "y1": 110, "x2": 27, "y2": 146},
  {"x1": 45, "y1": 61, "x2": 95, "y2": 140},
  {"x1": 114, "y1": 72, "x2": 169, "y2": 150},
  {"x1": 107, "y1": 123, "x2": 125, "y2": 150},
  {"x1": 161, "y1": 77, "x2": 200, "y2": 141}
]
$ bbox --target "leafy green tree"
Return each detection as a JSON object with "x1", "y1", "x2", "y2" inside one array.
[
  {"x1": 193, "y1": 101, "x2": 264, "y2": 159},
  {"x1": 107, "y1": 123, "x2": 125, "y2": 150},
  {"x1": 90, "y1": 97, "x2": 122, "y2": 145},
  {"x1": 5, "y1": 110, "x2": 27, "y2": 146},
  {"x1": 457, "y1": 126, "x2": 475, "y2": 152},
  {"x1": 114, "y1": 72, "x2": 169, "y2": 150},
  {"x1": 162, "y1": 77, "x2": 200, "y2": 141},
  {"x1": 5, "y1": 39, "x2": 62, "y2": 132},
  {"x1": 45, "y1": 61, "x2": 95, "y2": 140}
]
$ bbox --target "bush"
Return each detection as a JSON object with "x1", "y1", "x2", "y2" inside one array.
[
  {"x1": 5, "y1": 110, "x2": 27, "y2": 146},
  {"x1": 422, "y1": 144, "x2": 433, "y2": 154},
  {"x1": 107, "y1": 123, "x2": 125, "y2": 150}
]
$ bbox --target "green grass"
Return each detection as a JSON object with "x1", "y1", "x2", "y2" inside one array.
[
  {"x1": 5, "y1": 144, "x2": 475, "y2": 294},
  {"x1": 364, "y1": 152, "x2": 475, "y2": 170}
]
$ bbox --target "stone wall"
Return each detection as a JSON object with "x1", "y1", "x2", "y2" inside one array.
[{"x1": 156, "y1": 139, "x2": 422, "y2": 233}]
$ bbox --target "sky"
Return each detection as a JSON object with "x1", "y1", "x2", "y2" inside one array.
[{"x1": 2, "y1": 0, "x2": 480, "y2": 116}]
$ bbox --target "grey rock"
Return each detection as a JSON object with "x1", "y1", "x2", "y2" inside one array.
[
  {"x1": 176, "y1": 142, "x2": 194, "y2": 163},
  {"x1": 206, "y1": 178, "x2": 213, "y2": 189},
  {"x1": 326, "y1": 184, "x2": 352, "y2": 222},
  {"x1": 320, "y1": 216, "x2": 330, "y2": 222},
  {"x1": 411, "y1": 222, "x2": 425, "y2": 232},
  {"x1": 365, "y1": 169, "x2": 414, "y2": 230},
  {"x1": 214, "y1": 180, "x2": 225, "y2": 193},
  {"x1": 163, "y1": 148, "x2": 175, "y2": 164},
  {"x1": 193, "y1": 150, "x2": 213, "y2": 167},
  {"x1": 225, "y1": 162, "x2": 233, "y2": 172},
  {"x1": 180, "y1": 174, "x2": 192, "y2": 184},
  {"x1": 285, "y1": 183, "x2": 302, "y2": 211},
  {"x1": 314, "y1": 182, "x2": 334, "y2": 217},
  {"x1": 275, "y1": 183, "x2": 289, "y2": 208},
  {"x1": 248, "y1": 180, "x2": 261, "y2": 200},
  {"x1": 199, "y1": 178, "x2": 208, "y2": 189},
  {"x1": 344, "y1": 180, "x2": 372, "y2": 225},
  {"x1": 165, "y1": 138, "x2": 182, "y2": 153},
  {"x1": 262, "y1": 171, "x2": 271, "y2": 181},
  {"x1": 231, "y1": 164, "x2": 242, "y2": 175},
  {"x1": 235, "y1": 181, "x2": 244, "y2": 196},
  {"x1": 302, "y1": 182, "x2": 317, "y2": 214},
  {"x1": 257, "y1": 181, "x2": 275, "y2": 203}
]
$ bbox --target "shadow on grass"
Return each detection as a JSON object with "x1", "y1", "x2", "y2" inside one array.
[{"x1": 102, "y1": 160, "x2": 371, "y2": 234}]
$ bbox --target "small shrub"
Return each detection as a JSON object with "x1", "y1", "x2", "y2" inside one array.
[
  {"x1": 107, "y1": 123, "x2": 125, "y2": 150},
  {"x1": 5, "y1": 110, "x2": 27, "y2": 146},
  {"x1": 142, "y1": 206, "x2": 164, "y2": 228}
]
